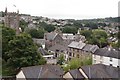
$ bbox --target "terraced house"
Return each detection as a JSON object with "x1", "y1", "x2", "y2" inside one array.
[
  {"x1": 44, "y1": 32, "x2": 63, "y2": 49},
  {"x1": 92, "y1": 47, "x2": 120, "y2": 68},
  {"x1": 67, "y1": 41, "x2": 99, "y2": 60}
]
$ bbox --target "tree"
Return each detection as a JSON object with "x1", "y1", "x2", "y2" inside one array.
[
  {"x1": 44, "y1": 24, "x2": 56, "y2": 32},
  {"x1": 62, "y1": 26, "x2": 77, "y2": 34},
  {"x1": 39, "y1": 22, "x2": 56, "y2": 32},
  {"x1": 57, "y1": 54, "x2": 65, "y2": 65},
  {"x1": 72, "y1": 21, "x2": 83, "y2": 29},
  {"x1": 2, "y1": 25, "x2": 16, "y2": 61},
  {"x1": 63, "y1": 57, "x2": 92, "y2": 72},
  {"x1": 98, "y1": 23, "x2": 107, "y2": 27},
  {"x1": 80, "y1": 30, "x2": 92, "y2": 39},
  {"x1": 68, "y1": 58, "x2": 81, "y2": 70},
  {"x1": 84, "y1": 22, "x2": 98, "y2": 29},
  {"x1": 2, "y1": 30, "x2": 46, "y2": 75},
  {"x1": 92, "y1": 29, "x2": 108, "y2": 47},
  {"x1": 25, "y1": 28, "x2": 45, "y2": 39},
  {"x1": 19, "y1": 20, "x2": 28, "y2": 32},
  {"x1": 92, "y1": 29, "x2": 107, "y2": 39},
  {"x1": 81, "y1": 29, "x2": 108, "y2": 48},
  {"x1": 6, "y1": 33, "x2": 46, "y2": 69}
]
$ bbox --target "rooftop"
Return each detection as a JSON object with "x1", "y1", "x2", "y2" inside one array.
[
  {"x1": 44, "y1": 32, "x2": 58, "y2": 40},
  {"x1": 19, "y1": 64, "x2": 64, "y2": 78},
  {"x1": 93, "y1": 48, "x2": 120, "y2": 59},
  {"x1": 68, "y1": 41, "x2": 86, "y2": 49},
  {"x1": 81, "y1": 64, "x2": 120, "y2": 78}
]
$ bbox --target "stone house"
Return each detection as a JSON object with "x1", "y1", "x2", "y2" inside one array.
[
  {"x1": 67, "y1": 41, "x2": 99, "y2": 60},
  {"x1": 67, "y1": 41, "x2": 86, "y2": 60},
  {"x1": 44, "y1": 32, "x2": 63, "y2": 49}
]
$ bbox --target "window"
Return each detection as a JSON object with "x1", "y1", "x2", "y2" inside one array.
[
  {"x1": 110, "y1": 58, "x2": 112, "y2": 62},
  {"x1": 69, "y1": 52, "x2": 72, "y2": 56},
  {"x1": 77, "y1": 54, "x2": 79, "y2": 58},
  {"x1": 61, "y1": 50, "x2": 63, "y2": 52},
  {"x1": 73, "y1": 48, "x2": 75, "y2": 51},
  {"x1": 77, "y1": 49, "x2": 79, "y2": 52},
  {"x1": 73, "y1": 53, "x2": 75, "y2": 57},
  {"x1": 47, "y1": 57, "x2": 51, "y2": 59},
  {"x1": 100, "y1": 56, "x2": 103, "y2": 60},
  {"x1": 110, "y1": 64, "x2": 112, "y2": 66},
  {"x1": 56, "y1": 49, "x2": 59, "y2": 52},
  {"x1": 94, "y1": 55, "x2": 96, "y2": 58},
  {"x1": 100, "y1": 61, "x2": 102, "y2": 64},
  {"x1": 94, "y1": 60, "x2": 96, "y2": 63},
  {"x1": 55, "y1": 53, "x2": 57, "y2": 57}
]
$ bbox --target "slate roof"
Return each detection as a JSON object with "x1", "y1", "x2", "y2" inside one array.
[
  {"x1": 62, "y1": 34, "x2": 86, "y2": 42},
  {"x1": 44, "y1": 33, "x2": 58, "y2": 40},
  {"x1": 62, "y1": 33, "x2": 75, "y2": 40},
  {"x1": 48, "y1": 44, "x2": 68, "y2": 52},
  {"x1": 93, "y1": 48, "x2": 120, "y2": 59},
  {"x1": 83, "y1": 44, "x2": 93, "y2": 52},
  {"x1": 38, "y1": 48, "x2": 49, "y2": 55},
  {"x1": 83, "y1": 44, "x2": 99, "y2": 53},
  {"x1": 90, "y1": 45, "x2": 99, "y2": 53},
  {"x1": 68, "y1": 41, "x2": 86, "y2": 49},
  {"x1": 69, "y1": 69, "x2": 84, "y2": 79},
  {"x1": 20, "y1": 64, "x2": 64, "y2": 78},
  {"x1": 81, "y1": 64, "x2": 120, "y2": 78}
]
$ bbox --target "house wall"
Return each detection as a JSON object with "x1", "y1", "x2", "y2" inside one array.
[
  {"x1": 16, "y1": 70, "x2": 26, "y2": 80},
  {"x1": 63, "y1": 72, "x2": 73, "y2": 79},
  {"x1": 68, "y1": 47, "x2": 91, "y2": 61},
  {"x1": 92, "y1": 54, "x2": 120, "y2": 67},
  {"x1": 92, "y1": 55, "x2": 102, "y2": 64},
  {"x1": 45, "y1": 34, "x2": 63, "y2": 49},
  {"x1": 54, "y1": 34, "x2": 63, "y2": 44}
]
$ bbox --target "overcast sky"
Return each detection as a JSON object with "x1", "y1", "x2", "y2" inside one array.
[{"x1": 0, "y1": 0, "x2": 119, "y2": 19}]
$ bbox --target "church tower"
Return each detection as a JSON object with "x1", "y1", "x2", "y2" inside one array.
[
  {"x1": 4, "y1": 7, "x2": 20, "y2": 34},
  {"x1": 4, "y1": 7, "x2": 9, "y2": 27}
]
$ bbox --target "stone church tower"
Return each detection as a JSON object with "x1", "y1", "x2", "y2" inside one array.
[{"x1": 4, "y1": 7, "x2": 20, "y2": 34}]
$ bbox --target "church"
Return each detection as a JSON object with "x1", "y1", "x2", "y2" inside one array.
[{"x1": 4, "y1": 7, "x2": 21, "y2": 34}]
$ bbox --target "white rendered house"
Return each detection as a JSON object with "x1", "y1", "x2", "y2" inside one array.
[{"x1": 92, "y1": 48, "x2": 120, "y2": 68}]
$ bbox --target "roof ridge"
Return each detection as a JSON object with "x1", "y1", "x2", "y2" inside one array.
[{"x1": 53, "y1": 33, "x2": 58, "y2": 40}]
